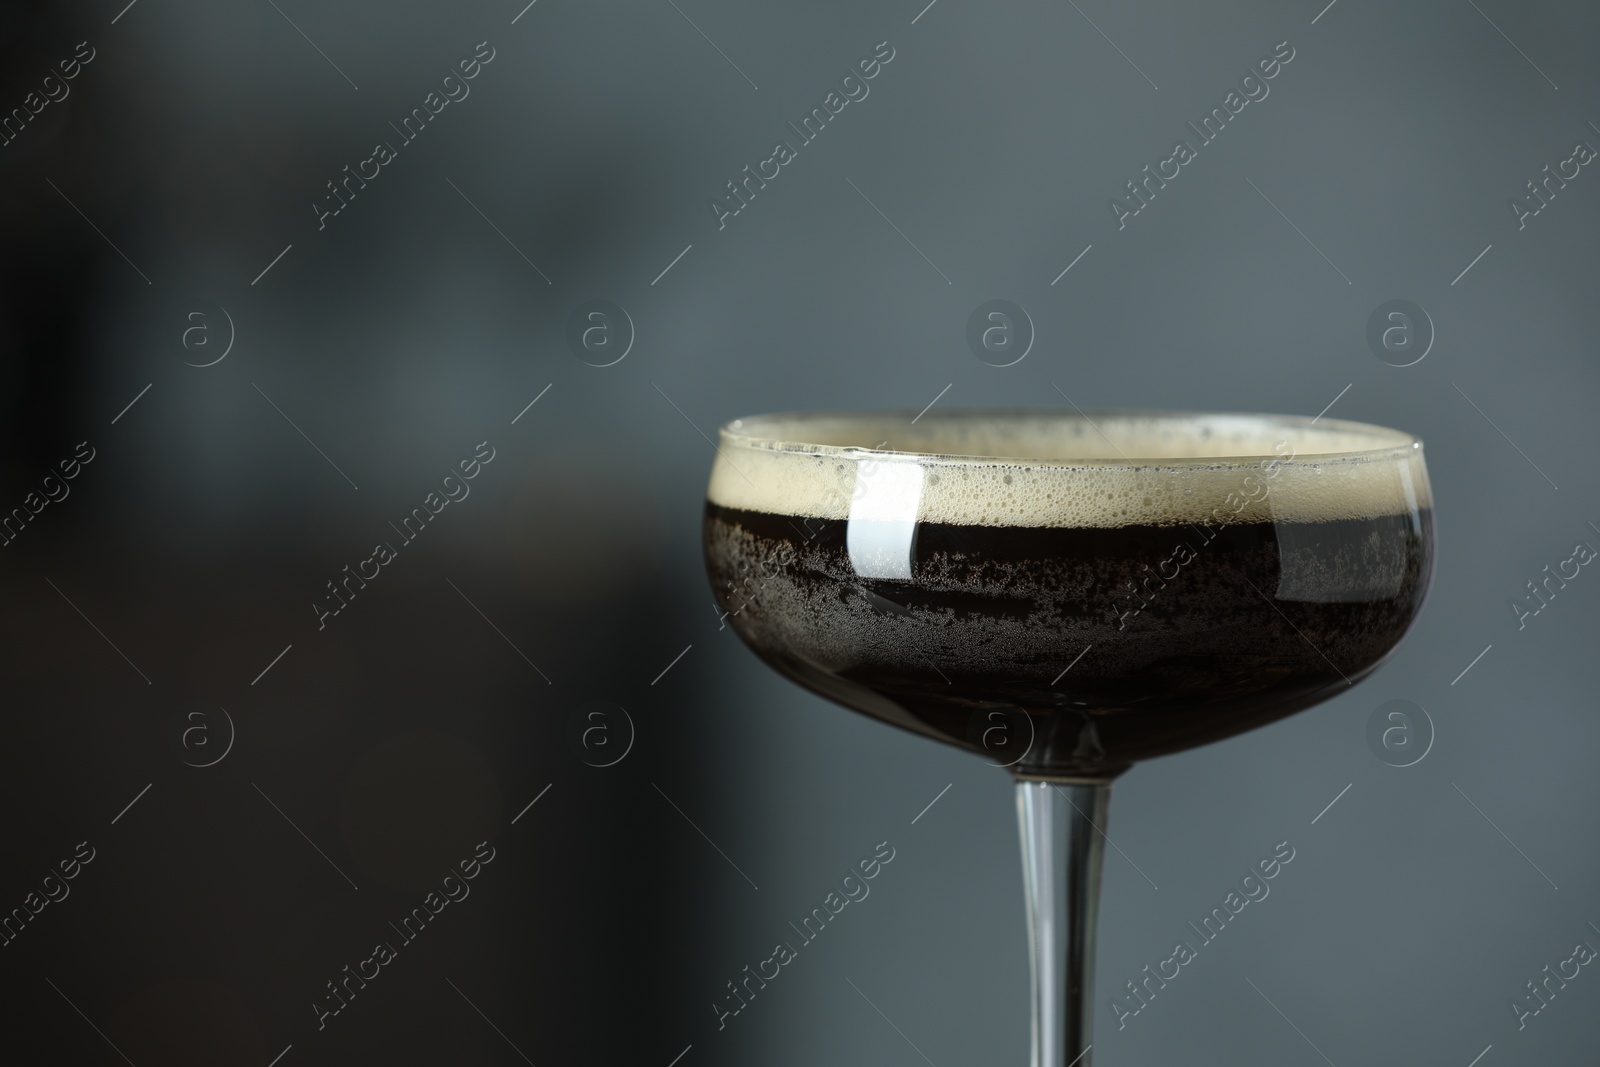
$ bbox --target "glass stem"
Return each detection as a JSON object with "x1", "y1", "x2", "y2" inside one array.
[{"x1": 1016, "y1": 780, "x2": 1110, "y2": 1067}]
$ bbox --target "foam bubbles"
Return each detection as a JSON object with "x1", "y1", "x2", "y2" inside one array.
[{"x1": 707, "y1": 412, "x2": 1430, "y2": 528}]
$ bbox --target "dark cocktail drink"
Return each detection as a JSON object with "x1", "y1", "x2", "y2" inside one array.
[{"x1": 703, "y1": 411, "x2": 1433, "y2": 1065}]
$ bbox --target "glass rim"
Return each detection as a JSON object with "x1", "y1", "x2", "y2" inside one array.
[{"x1": 716, "y1": 408, "x2": 1423, "y2": 469}]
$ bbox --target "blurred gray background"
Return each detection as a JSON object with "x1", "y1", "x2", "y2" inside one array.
[{"x1": 1, "y1": 0, "x2": 1597, "y2": 1063}]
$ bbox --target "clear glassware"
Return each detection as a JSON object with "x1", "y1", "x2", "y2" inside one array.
[{"x1": 703, "y1": 410, "x2": 1434, "y2": 1066}]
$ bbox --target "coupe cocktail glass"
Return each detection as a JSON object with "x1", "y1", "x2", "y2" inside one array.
[{"x1": 704, "y1": 410, "x2": 1433, "y2": 1066}]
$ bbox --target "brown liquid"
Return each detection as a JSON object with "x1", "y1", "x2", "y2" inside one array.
[{"x1": 704, "y1": 502, "x2": 1433, "y2": 778}]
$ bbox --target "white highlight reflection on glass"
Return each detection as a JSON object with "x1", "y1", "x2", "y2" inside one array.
[{"x1": 847, "y1": 460, "x2": 925, "y2": 580}]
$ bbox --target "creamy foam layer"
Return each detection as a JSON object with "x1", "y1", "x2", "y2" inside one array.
[{"x1": 707, "y1": 412, "x2": 1430, "y2": 528}]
